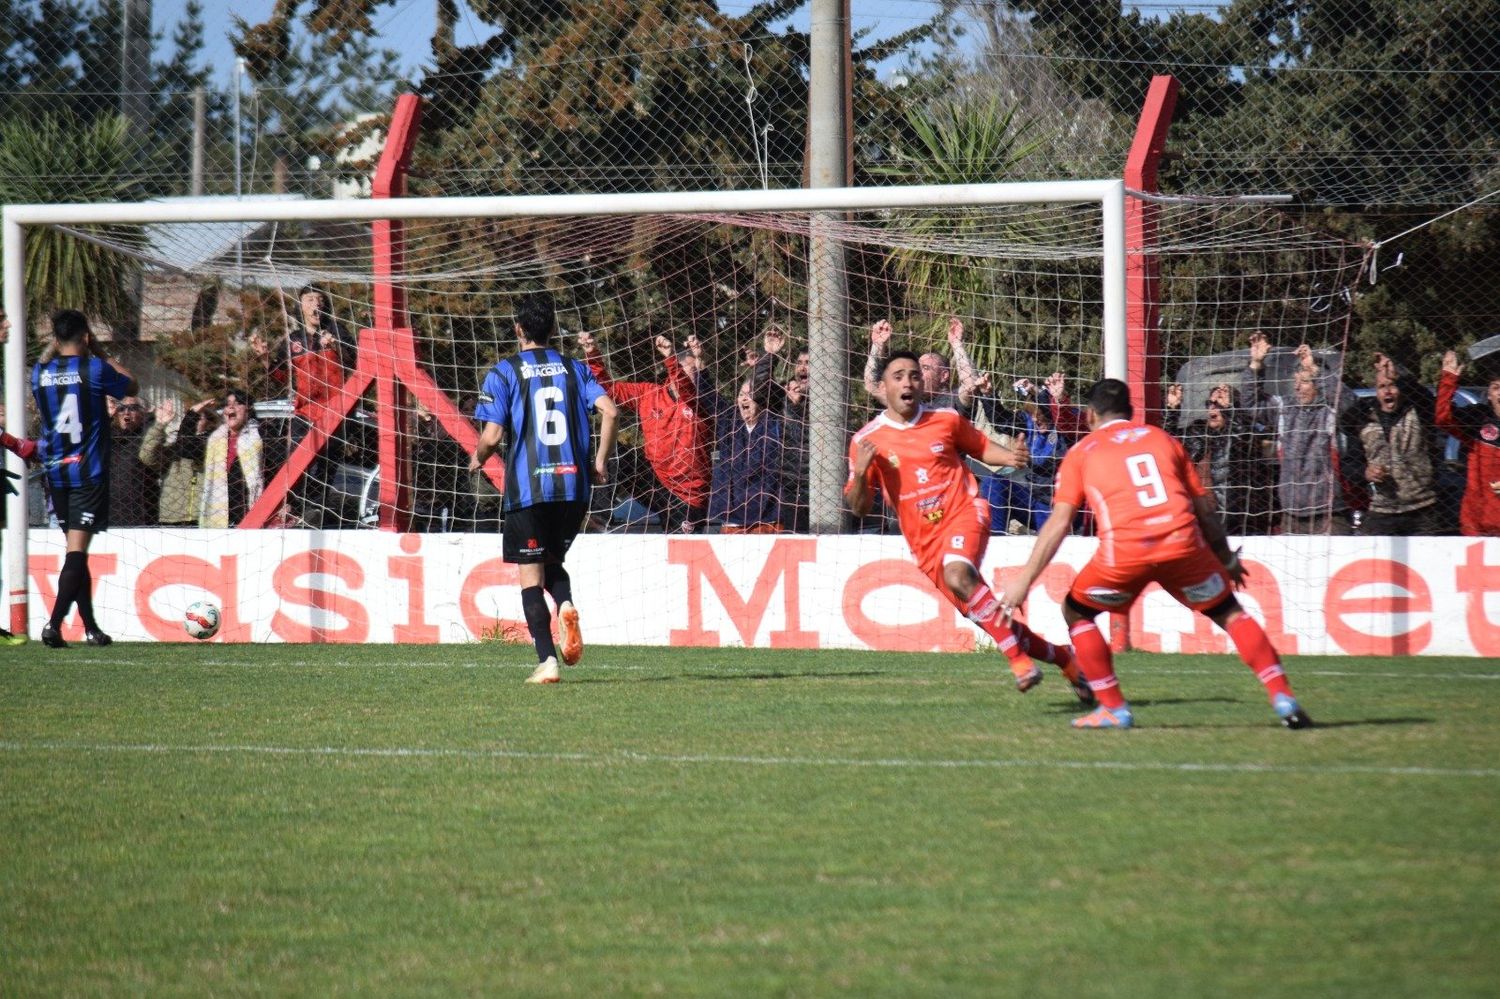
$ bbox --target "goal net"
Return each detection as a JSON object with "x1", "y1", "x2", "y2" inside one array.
[{"x1": 2, "y1": 185, "x2": 1368, "y2": 651}]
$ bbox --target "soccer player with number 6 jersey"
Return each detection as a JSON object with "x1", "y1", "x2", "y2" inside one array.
[
  {"x1": 845, "y1": 350, "x2": 1090, "y2": 699},
  {"x1": 472, "y1": 291, "x2": 619, "y2": 683},
  {"x1": 999, "y1": 378, "x2": 1312, "y2": 729},
  {"x1": 29, "y1": 310, "x2": 138, "y2": 648}
]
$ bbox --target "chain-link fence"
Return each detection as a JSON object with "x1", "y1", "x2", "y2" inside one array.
[{"x1": 3, "y1": 0, "x2": 1498, "y2": 537}]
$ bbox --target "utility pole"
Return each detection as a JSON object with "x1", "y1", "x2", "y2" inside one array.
[
  {"x1": 805, "y1": 0, "x2": 851, "y2": 534},
  {"x1": 191, "y1": 88, "x2": 206, "y2": 196},
  {"x1": 120, "y1": 0, "x2": 154, "y2": 134}
]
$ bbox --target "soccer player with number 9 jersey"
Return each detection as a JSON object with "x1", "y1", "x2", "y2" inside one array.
[{"x1": 999, "y1": 378, "x2": 1312, "y2": 729}]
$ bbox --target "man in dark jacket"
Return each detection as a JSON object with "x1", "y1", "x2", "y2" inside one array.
[{"x1": 1243, "y1": 335, "x2": 1361, "y2": 535}]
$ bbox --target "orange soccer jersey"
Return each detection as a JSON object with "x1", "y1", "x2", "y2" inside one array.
[
  {"x1": 1053, "y1": 418, "x2": 1209, "y2": 567},
  {"x1": 846, "y1": 407, "x2": 993, "y2": 577}
]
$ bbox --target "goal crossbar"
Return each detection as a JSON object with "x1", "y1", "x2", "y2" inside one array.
[{"x1": 3, "y1": 180, "x2": 1127, "y2": 634}]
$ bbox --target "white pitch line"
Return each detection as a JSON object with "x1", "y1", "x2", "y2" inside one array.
[
  {"x1": 109, "y1": 659, "x2": 1500, "y2": 682},
  {"x1": 1, "y1": 740, "x2": 1495, "y2": 779}
]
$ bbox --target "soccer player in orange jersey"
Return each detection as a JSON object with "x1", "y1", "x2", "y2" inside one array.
[
  {"x1": 846, "y1": 350, "x2": 1091, "y2": 699},
  {"x1": 999, "y1": 378, "x2": 1312, "y2": 729}
]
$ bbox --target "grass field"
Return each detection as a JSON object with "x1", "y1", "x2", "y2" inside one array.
[{"x1": 2, "y1": 642, "x2": 1497, "y2": 995}]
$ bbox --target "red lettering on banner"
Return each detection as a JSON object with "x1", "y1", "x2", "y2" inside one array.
[
  {"x1": 133, "y1": 555, "x2": 247, "y2": 641},
  {"x1": 1324, "y1": 559, "x2": 1431, "y2": 655},
  {"x1": 27, "y1": 553, "x2": 118, "y2": 641},
  {"x1": 667, "y1": 539, "x2": 820, "y2": 648},
  {"x1": 270, "y1": 550, "x2": 369, "y2": 643},
  {"x1": 989, "y1": 563, "x2": 1079, "y2": 642},
  {"x1": 1455, "y1": 542, "x2": 1500, "y2": 657},
  {"x1": 1178, "y1": 567, "x2": 1304, "y2": 655},
  {"x1": 842, "y1": 559, "x2": 970, "y2": 652},
  {"x1": 388, "y1": 534, "x2": 440, "y2": 643},
  {"x1": 458, "y1": 557, "x2": 526, "y2": 642}
]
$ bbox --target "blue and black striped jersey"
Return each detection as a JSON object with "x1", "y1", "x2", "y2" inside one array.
[
  {"x1": 30, "y1": 356, "x2": 134, "y2": 488},
  {"x1": 475, "y1": 347, "x2": 606, "y2": 512}
]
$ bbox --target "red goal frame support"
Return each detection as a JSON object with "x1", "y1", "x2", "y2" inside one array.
[
  {"x1": 1112, "y1": 74, "x2": 1179, "y2": 653},
  {"x1": 1123, "y1": 74, "x2": 1178, "y2": 424},
  {"x1": 240, "y1": 93, "x2": 502, "y2": 531}
]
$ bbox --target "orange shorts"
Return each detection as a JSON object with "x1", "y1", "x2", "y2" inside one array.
[
  {"x1": 912, "y1": 496, "x2": 991, "y2": 594},
  {"x1": 1069, "y1": 543, "x2": 1233, "y2": 614}
]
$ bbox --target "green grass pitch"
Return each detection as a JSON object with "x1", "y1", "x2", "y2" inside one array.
[{"x1": 2, "y1": 643, "x2": 1497, "y2": 995}]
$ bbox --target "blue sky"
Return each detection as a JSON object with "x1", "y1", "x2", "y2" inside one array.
[{"x1": 155, "y1": 0, "x2": 949, "y2": 91}]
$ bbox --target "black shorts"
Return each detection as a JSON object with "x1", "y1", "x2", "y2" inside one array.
[
  {"x1": 51, "y1": 480, "x2": 110, "y2": 533},
  {"x1": 502, "y1": 500, "x2": 588, "y2": 564}
]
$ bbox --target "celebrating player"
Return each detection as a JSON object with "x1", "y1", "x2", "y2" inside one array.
[
  {"x1": 30, "y1": 309, "x2": 139, "y2": 648},
  {"x1": 999, "y1": 378, "x2": 1312, "y2": 730},
  {"x1": 845, "y1": 350, "x2": 1088, "y2": 698},
  {"x1": 471, "y1": 291, "x2": 620, "y2": 683}
]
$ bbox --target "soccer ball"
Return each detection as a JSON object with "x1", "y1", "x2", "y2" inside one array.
[{"x1": 184, "y1": 601, "x2": 221, "y2": 641}]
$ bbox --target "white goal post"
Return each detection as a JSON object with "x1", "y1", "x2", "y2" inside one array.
[{"x1": 3, "y1": 180, "x2": 1128, "y2": 634}]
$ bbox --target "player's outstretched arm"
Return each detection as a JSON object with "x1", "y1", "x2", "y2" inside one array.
[
  {"x1": 977, "y1": 435, "x2": 1028, "y2": 470},
  {"x1": 1192, "y1": 493, "x2": 1247, "y2": 587},
  {"x1": 593, "y1": 394, "x2": 620, "y2": 483},
  {"x1": 469, "y1": 421, "x2": 505, "y2": 472},
  {"x1": 999, "y1": 502, "x2": 1076, "y2": 616}
]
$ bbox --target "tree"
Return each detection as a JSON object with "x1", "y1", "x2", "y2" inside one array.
[{"x1": 0, "y1": 112, "x2": 149, "y2": 332}]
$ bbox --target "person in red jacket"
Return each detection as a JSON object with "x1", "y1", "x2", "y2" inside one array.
[
  {"x1": 1436, "y1": 350, "x2": 1500, "y2": 536},
  {"x1": 579, "y1": 331, "x2": 712, "y2": 532}
]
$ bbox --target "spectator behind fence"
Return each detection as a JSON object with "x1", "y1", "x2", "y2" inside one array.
[
  {"x1": 106, "y1": 396, "x2": 158, "y2": 527},
  {"x1": 199, "y1": 390, "x2": 264, "y2": 528},
  {"x1": 139, "y1": 397, "x2": 216, "y2": 527},
  {"x1": 780, "y1": 344, "x2": 810, "y2": 532},
  {"x1": 705, "y1": 334, "x2": 786, "y2": 534},
  {"x1": 863, "y1": 318, "x2": 973, "y2": 412},
  {"x1": 1163, "y1": 380, "x2": 1274, "y2": 536},
  {"x1": 1436, "y1": 350, "x2": 1500, "y2": 536},
  {"x1": 1355, "y1": 353, "x2": 1443, "y2": 536},
  {"x1": 581, "y1": 330, "x2": 712, "y2": 532},
  {"x1": 1243, "y1": 335, "x2": 1360, "y2": 535},
  {"x1": 710, "y1": 379, "x2": 786, "y2": 533}
]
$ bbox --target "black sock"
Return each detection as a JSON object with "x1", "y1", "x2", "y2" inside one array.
[
  {"x1": 520, "y1": 586, "x2": 556, "y2": 663},
  {"x1": 50, "y1": 551, "x2": 87, "y2": 629},
  {"x1": 543, "y1": 563, "x2": 573, "y2": 608},
  {"x1": 75, "y1": 561, "x2": 98, "y2": 631}
]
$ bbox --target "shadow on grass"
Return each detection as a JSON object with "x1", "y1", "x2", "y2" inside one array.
[{"x1": 1304, "y1": 716, "x2": 1432, "y2": 729}]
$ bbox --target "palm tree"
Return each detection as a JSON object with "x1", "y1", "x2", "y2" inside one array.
[{"x1": 0, "y1": 113, "x2": 150, "y2": 335}]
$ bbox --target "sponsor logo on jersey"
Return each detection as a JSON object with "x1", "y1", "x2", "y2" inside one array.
[
  {"x1": 477, "y1": 393, "x2": 494, "y2": 404},
  {"x1": 1482, "y1": 423, "x2": 1499, "y2": 442},
  {"x1": 886, "y1": 453, "x2": 901, "y2": 467},
  {"x1": 520, "y1": 361, "x2": 568, "y2": 378},
  {"x1": 1110, "y1": 426, "x2": 1151, "y2": 444},
  {"x1": 929, "y1": 442, "x2": 945, "y2": 454},
  {"x1": 918, "y1": 495, "x2": 944, "y2": 522},
  {"x1": 534, "y1": 463, "x2": 579, "y2": 477},
  {"x1": 1182, "y1": 573, "x2": 1227, "y2": 603},
  {"x1": 1085, "y1": 586, "x2": 1131, "y2": 607},
  {"x1": 38, "y1": 371, "x2": 82, "y2": 387}
]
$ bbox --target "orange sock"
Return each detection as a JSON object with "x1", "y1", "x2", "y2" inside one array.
[
  {"x1": 963, "y1": 584, "x2": 1030, "y2": 665},
  {"x1": 1223, "y1": 613, "x2": 1293, "y2": 701},
  {"x1": 1011, "y1": 620, "x2": 1075, "y2": 675},
  {"x1": 1069, "y1": 619, "x2": 1126, "y2": 708}
]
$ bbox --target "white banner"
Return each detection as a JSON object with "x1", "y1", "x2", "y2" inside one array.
[{"x1": 17, "y1": 530, "x2": 1500, "y2": 656}]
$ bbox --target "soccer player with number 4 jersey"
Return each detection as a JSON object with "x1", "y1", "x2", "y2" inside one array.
[
  {"x1": 472, "y1": 291, "x2": 619, "y2": 684},
  {"x1": 30, "y1": 310, "x2": 139, "y2": 648},
  {"x1": 846, "y1": 350, "x2": 1090, "y2": 699},
  {"x1": 999, "y1": 378, "x2": 1312, "y2": 729}
]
